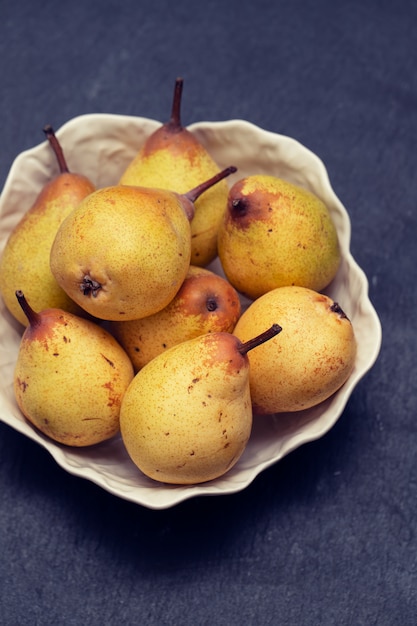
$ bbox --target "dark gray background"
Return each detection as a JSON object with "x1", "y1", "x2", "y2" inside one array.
[{"x1": 1, "y1": 1, "x2": 415, "y2": 624}]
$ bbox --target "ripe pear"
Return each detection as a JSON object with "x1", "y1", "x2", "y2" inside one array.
[
  {"x1": 109, "y1": 265, "x2": 242, "y2": 371},
  {"x1": 0, "y1": 125, "x2": 95, "y2": 326},
  {"x1": 13, "y1": 291, "x2": 134, "y2": 446},
  {"x1": 50, "y1": 166, "x2": 236, "y2": 322},
  {"x1": 217, "y1": 175, "x2": 341, "y2": 299},
  {"x1": 120, "y1": 324, "x2": 281, "y2": 484},
  {"x1": 119, "y1": 77, "x2": 232, "y2": 267},
  {"x1": 233, "y1": 286, "x2": 357, "y2": 414}
]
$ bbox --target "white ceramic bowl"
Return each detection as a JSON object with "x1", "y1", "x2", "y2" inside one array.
[{"x1": 0, "y1": 114, "x2": 382, "y2": 509}]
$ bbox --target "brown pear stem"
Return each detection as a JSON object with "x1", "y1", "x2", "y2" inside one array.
[
  {"x1": 238, "y1": 324, "x2": 282, "y2": 355},
  {"x1": 167, "y1": 77, "x2": 184, "y2": 132},
  {"x1": 43, "y1": 124, "x2": 69, "y2": 174},
  {"x1": 15, "y1": 290, "x2": 42, "y2": 327},
  {"x1": 184, "y1": 166, "x2": 238, "y2": 204}
]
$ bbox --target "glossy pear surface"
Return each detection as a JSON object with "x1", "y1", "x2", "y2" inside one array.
[
  {"x1": 14, "y1": 293, "x2": 134, "y2": 446},
  {"x1": 233, "y1": 286, "x2": 356, "y2": 413},
  {"x1": 50, "y1": 185, "x2": 192, "y2": 321},
  {"x1": 110, "y1": 265, "x2": 241, "y2": 371},
  {"x1": 0, "y1": 127, "x2": 95, "y2": 326},
  {"x1": 218, "y1": 175, "x2": 341, "y2": 299},
  {"x1": 119, "y1": 78, "x2": 229, "y2": 266},
  {"x1": 120, "y1": 332, "x2": 254, "y2": 485}
]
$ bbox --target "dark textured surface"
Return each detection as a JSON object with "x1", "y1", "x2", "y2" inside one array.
[{"x1": 0, "y1": 1, "x2": 416, "y2": 624}]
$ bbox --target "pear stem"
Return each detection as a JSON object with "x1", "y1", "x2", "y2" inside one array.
[
  {"x1": 238, "y1": 324, "x2": 282, "y2": 356},
  {"x1": 15, "y1": 290, "x2": 42, "y2": 327},
  {"x1": 167, "y1": 76, "x2": 184, "y2": 132},
  {"x1": 43, "y1": 124, "x2": 69, "y2": 174},
  {"x1": 184, "y1": 166, "x2": 238, "y2": 204}
]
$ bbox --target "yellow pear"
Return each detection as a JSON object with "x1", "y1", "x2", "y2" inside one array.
[
  {"x1": 233, "y1": 286, "x2": 357, "y2": 413},
  {"x1": 119, "y1": 77, "x2": 231, "y2": 267},
  {"x1": 0, "y1": 125, "x2": 95, "y2": 326},
  {"x1": 120, "y1": 324, "x2": 281, "y2": 484},
  {"x1": 13, "y1": 291, "x2": 134, "y2": 446},
  {"x1": 50, "y1": 167, "x2": 236, "y2": 322},
  {"x1": 217, "y1": 175, "x2": 341, "y2": 299},
  {"x1": 109, "y1": 265, "x2": 241, "y2": 371}
]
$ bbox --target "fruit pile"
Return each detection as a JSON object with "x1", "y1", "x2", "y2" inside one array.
[{"x1": 0, "y1": 78, "x2": 356, "y2": 486}]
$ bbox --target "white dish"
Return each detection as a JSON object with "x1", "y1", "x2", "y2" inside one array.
[{"x1": 0, "y1": 114, "x2": 382, "y2": 509}]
